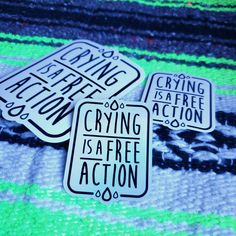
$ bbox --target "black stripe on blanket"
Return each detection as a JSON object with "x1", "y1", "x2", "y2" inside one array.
[
  {"x1": 1, "y1": 111, "x2": 235, "y2": 175},
  {"x1": 0, "y1": 1, "x2": 236, "y2": 59}
]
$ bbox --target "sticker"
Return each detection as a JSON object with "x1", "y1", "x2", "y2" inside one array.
[
  {"x1": 0, "y1": 40, "x2": 144, "y2": 143},
  {"x1": 63, "y1": 99, "x2": 152, "y2": 203},
  {"x1": 142, "y1": 72, "x2": 215, "y2": 132}
]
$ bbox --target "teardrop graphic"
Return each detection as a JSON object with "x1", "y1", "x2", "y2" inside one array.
[
  {"x1": 110, "y1": 100, "x2": 119, "y2": 111},
  {"x1": 98, "y1": 48, "x2": 104, "y2": 53},
  {"x1": 8, "y1": 105, "x2": 25, "y2": 117},
  {"x1": 113, "y1": 191, "x2": 118, "y2": 199},
  {"x1": 104, "y1": 102, "x2": 109, "y2": 108},
  {"x1": 20, "y1": 113, "x2": 29, "y2": 120},
  {"x1": 102, "y1": 50, "x2": 114, "y2": 58},
  {"x1": 112, "y1": 56, "x2": 119, "y2": 60},
  {"x1": 6, "y1": 102, "x2": 14, "y2": 108},
  {"x1": 178, "y1": 73, "x2": 185, "y2": 79},
  {"x1": 95, "y1": 190, "x2": 101, "y2": 197},
  {"x1": 120, "y1": 103, "x2": 125, "y2": 109},
  {"x1": 170, "y1": 119, "x2": 180, "y2": 128},
  {"x1": 102, "y1": 187, "x2": 112, "y2": 202}
]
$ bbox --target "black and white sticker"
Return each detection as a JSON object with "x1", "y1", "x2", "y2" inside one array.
[
  {"x1": 142, "y1": 72, "x2": 215, "y2": 132},
  {"x1": 64, "y1": 99, "x2": 152, "y2": 203},
  {"x1": 0, "y1": 40, "x2": 144, "y2": 143}
]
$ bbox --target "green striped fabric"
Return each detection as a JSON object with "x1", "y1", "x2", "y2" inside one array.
[
  {"x1": 106, "y1": 0, "x2": 236, "y2": 12},
  {"x1": 0, "y1": 33, "x2": 235, "y2": 94}
]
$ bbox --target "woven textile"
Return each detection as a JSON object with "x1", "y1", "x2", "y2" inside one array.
[{"x1": 0, "y1": 0, "x2": 236, "y2": 235}]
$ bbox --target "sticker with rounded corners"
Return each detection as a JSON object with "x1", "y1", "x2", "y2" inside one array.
[
  {"x1": 141, "y1": 72, "x2": 215, "y2": 132},
  {"x1": 63, "y1": 99, "x2": 152, "y2": 203},
  {"x1": 0, "y1": 40, "x2": 144, "y2": 143}
]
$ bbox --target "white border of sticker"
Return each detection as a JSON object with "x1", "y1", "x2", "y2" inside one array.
[{"x1": 63, "y1": 99, "x2": 152, "y2": 203}]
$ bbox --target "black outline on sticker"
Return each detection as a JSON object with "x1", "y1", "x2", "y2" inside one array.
[
  {"x1": 0, "y1": 96, "x2": 7, "y2": 103},
  {"x1": 66, "y1": 101, "x2": 150, "y2": 199},
  {"x1": 67, "y1": 101, "x2": 103, "y2": 195},
  {"x1": 28, "y1": 119, "x2": 71, "y2": 138},
  {"x1": 0, "y1": 41, "x2": 142, "y2": 140},
  {"x1": 144, "y1": 73, "x2": 213, "y2": 131}
]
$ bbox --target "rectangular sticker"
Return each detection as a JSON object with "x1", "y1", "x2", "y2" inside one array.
[
  {"x1": 0, "y1": 40, "x2": 144, "y2": 143},
  {"x1": 142, "y1": 72, "x2": 215, "y2": 132},
  {"x1": 63, "y1": 99, "x2": 152, "y2": 203}
]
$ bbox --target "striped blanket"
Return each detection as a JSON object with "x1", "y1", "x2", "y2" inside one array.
[{"x1": 0, "y1": 0, "x2": 236, "y2": 235}]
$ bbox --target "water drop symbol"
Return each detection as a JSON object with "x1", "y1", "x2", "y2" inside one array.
[
  {"x1": 8, "y1": 105, "x2": 25, "y2": 117},
  {"x1": 178, "y1": 74, "x2": 185, "y2": 79},
  {"x1": 102, "y1": 187, "x2": 112, "y2": 202},
  {"x1": 98, "y1": 48, "x2": 104, "y2": 53},
  {"x1": 120, "y1": 103, "x2": 125, "y2": 109},
  {"x1": 112, "y1": 56, "x2": 119, "y2": 60},
  {"x1": 95, "y1": 190, "x2": 101, "y2": 198},
  {"x1": 170, "y1": 119, "x2": 180, "y2": 128},
  {"x1": 104, "y1": 102, "x2": 109, "y2": 108},
  {"x1": 102, "y1": 50, "x2": 114, "y2": 58},
  {"x1": 20, "y1": 113, "x2": 29, "y2": 120},
  {"x1": 110, "y1": 100, "x2": 119, "y2": 111},
  {"x1": 113, "y1": 191, "x2": 118, "y2": 199},
  {"x1": 6, "y1": 102, "x2": 14, "y2": 108}
]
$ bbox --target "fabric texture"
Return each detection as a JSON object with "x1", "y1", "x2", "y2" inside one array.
[{"x1": 0, "y1": 0, "x2": 236, "y2": 235}]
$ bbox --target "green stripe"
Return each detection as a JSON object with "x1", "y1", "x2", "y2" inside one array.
[
  {"x1": 107, "y1": 0, "x2": 236, "y2": 6},
  {"x1": 131, "y1": 57, "x2": 236, "y2": 86},
  {"x1": 4, "y1": 41, "x2": 236, "y2": 69},
  {"x1": 0, "y1": 32, "x2": 69, "y2": 45},
  {"x1": 0, "y1": 41, "x2": 56, "y2": 59},
  {"x1": 0, "y1": 201, "x2": 172, "y2": 236},
  {"x1": 0, "y1": 57, "x2": 28, "y2": 67},
  {"x1": 1, "y1": 32, "x2": 236, "y2": 67},
  {"x1": 143, "y1": 0, "x2": 236, "y2": 6},
  {"x1": 114, "y1": 46, "x2": 236, "y2": 67},
  {"x1": 217, "y1": 89, "x2": 236, "y2": 95},
  {"x1": 0, "y1": 180, "x2": 235, "y2": 232},
  {"x1": 0, "y1": 41, "x2": 235, "y2": 87},
  {"x1": 106, "y1": 0, "x2": 236, "y2": 12}
]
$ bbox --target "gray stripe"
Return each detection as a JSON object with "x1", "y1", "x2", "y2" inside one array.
[{"x1": 0, "y1": 143, "x2": 236, "y2": 217}]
